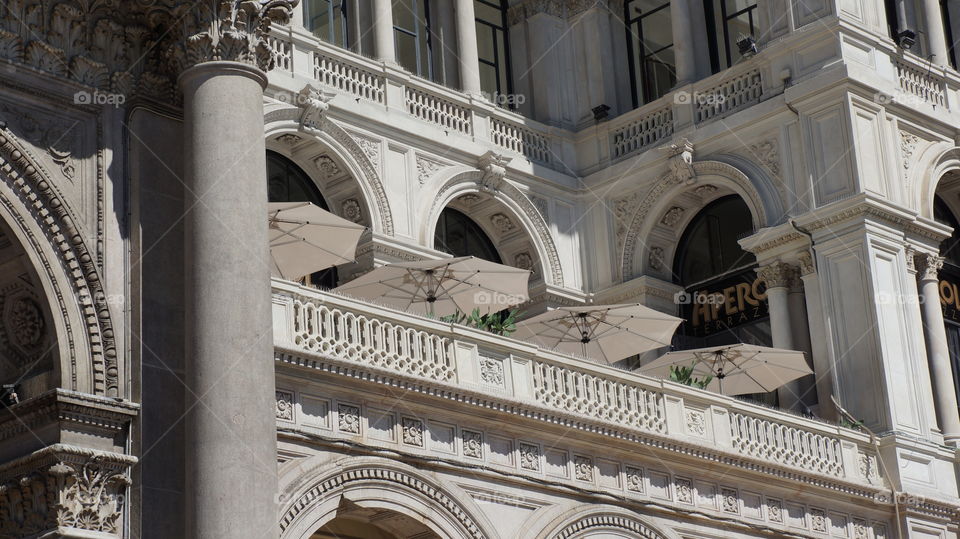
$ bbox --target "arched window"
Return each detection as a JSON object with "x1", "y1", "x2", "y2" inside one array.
[
  {"x1": 672, "y1": 196, "x2": 770, "y2": 350},
  {"x1": 433, "y1": 208, "x2": 502, "y2": 263},
  {"x1": 267, "y1": 151, "x2": 339, "y2": 289}
]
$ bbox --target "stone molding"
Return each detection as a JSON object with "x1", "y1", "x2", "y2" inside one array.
[
  {"x1": 279, "y1": 462, "x2": 487, "y2": 539},
  {"x1": 0, "y1": 389, "x2": 138, "y2": 444},
  {"x1": 0, "y1": 128, "x2": 118, "y2": 395},
  {"x1": 275, "y1": 394, "x2": 900, "y2": 538},
  {"x1": 0, "y1": 443, "x2": 136, "y2": 537},
  {"x1": 550, "y1": 513, "x2": 667, "y2": 539},
  {"x1": 274, "y1": 350, "x2": 897, "y2": 504}
]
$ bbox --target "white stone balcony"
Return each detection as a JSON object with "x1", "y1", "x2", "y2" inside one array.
[
  {"x1": 271, "y1": 279, "x2": 888, "y2": 491},
  {"x1": 267, "y1": 20, "x2": 960, "y2": 180}
]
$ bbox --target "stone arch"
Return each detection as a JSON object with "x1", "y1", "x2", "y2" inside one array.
[
  {"x1": 536, "y1": 506, "x2": 672, "y2": 539},
  {"x1": 264, "y1": 105, "x2": 393, "y2": 235},
  {"x1": 420, "y1": 168, "x2": 564, "y2": 287},
  {"x1": 278, "y1": 456, "x2": 498, "y2": 539},
  {"x1": 619, "y1": 160, "x2": 770, "y2": 281},
  {"x1": 0, "y1": 129, "x2": 117, "y2": 396},
  {"x1": 916, "y1": 144, "x2": 960, "y2": 219}
]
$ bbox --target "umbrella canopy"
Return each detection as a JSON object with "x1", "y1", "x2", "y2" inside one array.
[
  {"x1": 268, "y1": 202, "x2": 366, "y2": 280},
  {"x1": 513, "y1": 304, "x2": 681, "y2": 363},
  {"x1": 333, "y1": 256, "x2": 530, "y2": 316},
  {"x1": 638, "y1": 343, "x2": 813, "y2": 396}
]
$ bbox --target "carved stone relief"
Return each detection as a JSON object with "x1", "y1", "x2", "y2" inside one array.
[
  {"x1": 276, "y1": 390, "x2": 294, "y2": 421},
  {"x1": 337, "y1": 404, "x2": 361, "y2": 434},
  {"x1": 416, "y1": 155, "x2": 447, "y2": 185},
  {"x1": 341, "y1": 199, "x2": 362, "y2": 223},
  {"x1": 402, "y1": 417, "x2": 424, "y2": 447}
]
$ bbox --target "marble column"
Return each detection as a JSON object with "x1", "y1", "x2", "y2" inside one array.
[
  {"x1": 921, "y1": 0, "x2": 949, "y2": 66},
  {"x1": 176, "y1": 3, "x2": 294, "y2": 538},
  {"x1": 915, "y1": 252, "x2": 960, "y2": 445},
  {"x1": 373, "y1": 0, "x2": 395, "y2": 63},
  {"x1": 670, "y1": 0, "x2": 696, "y2": 85},
  {"x1": 799, "y1": 251, "x2": 838, "y2": 420},
  {"x1": 758, "y1": 262, "x2": 803, "y2": 411},
  {"x1": 455, "y1": 0, "x2": 483, "y2": 95}
]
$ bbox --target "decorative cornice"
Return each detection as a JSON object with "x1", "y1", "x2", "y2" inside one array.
[
  {"x1": 274, "y1": 350, "x2": 895, "y2": 503},
  {"x1": 0, "y1": 389, "x2": 139, "y2": 443}
]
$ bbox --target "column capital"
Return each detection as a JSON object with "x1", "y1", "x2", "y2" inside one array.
[
  {"x1": 914, "y1": 252, "x2": 945, "y2": 282},
  {"x1": 168, "y1": 0, "x2": 299, "y2": 76},
  {"x1": 798, "y1": 250, "x2": 816, "y2": 276},
  {"x1": 757, "y1": 261, "x2": 800, "y2": 290}
]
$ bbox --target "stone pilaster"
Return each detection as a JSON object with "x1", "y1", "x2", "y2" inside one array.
[
  {"x1": 177, "y1": 2, "x2": 297, "y2": 538},
  {"x1": 914, "y1": 251, "x2": 960, "y2": 445}
]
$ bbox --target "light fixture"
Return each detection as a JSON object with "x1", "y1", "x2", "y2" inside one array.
[
  {"x1": 737, "y1": 35, "x2": 758, "y2": 58},
  {"x1": 592, "y1": 104, "x2": 610, "y2": 122},
  {"x1": 896, "y1": 29, "x2": 917, "y2": 51}
]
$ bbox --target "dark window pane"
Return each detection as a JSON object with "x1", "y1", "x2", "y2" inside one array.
[
  {"x1": 266, "y1": 151, "x2": 338, "y2": 289},
  {"x1": 396, "y1": 31, "x2": 419, "y2": 73},
  {"x1": 393, "y1": 0, "x2": 417, "y2": 31},
  {"x1": 434, "y1": 208, "x2": 502, "y2": 263},
  {"x1": 477, "y1": 22, "x2": 496, "y2": 60}
]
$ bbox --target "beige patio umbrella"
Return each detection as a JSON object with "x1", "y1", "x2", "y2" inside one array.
[
  {"x1": 513, "y1": 304, "x2": 682, "y2": 363},
  {"x1": 333, "y1": 256, "x2": 530, "y2": 317},
  {"x1": 638, "y1": 343, "x2": 813, "y2": 396},
  {"x1": 268, "y1": 202, "x2": 365, "y2": 280}
]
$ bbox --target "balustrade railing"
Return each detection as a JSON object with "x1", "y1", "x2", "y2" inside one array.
[
  {"x1": 694, "y1": 69, "x2": 763, "y2": 123},
  {"x1": 895, "y1": 58, "x2": 947, "y2": 108},
  {"x1": 312, "y1": 51, "x2": 385, "y2": 104},
  {"x1": 730, "y1": 411, "x2": 844, "y2": 476},
  {"x1": 490, "y1": 117, "x2": 552, "y2": 165},
  {"x1": 405, "y1": 86, "x2": 472, "y2": 135},
  {"x1": 274, "y1": 282, "x2": 879, "y2": 484},
  {"x1": 610, "y1": 106, "x2": 674, "y2": 160}
]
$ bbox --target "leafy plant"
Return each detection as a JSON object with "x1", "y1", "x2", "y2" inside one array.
[
  {"x1": 669, "y1": 362, "x2": 713, "y2": 389},
  {"x1": 438, "y1": 308, "x2": 521, "y2": 337},
  {"x1": 839, "y1": 418, "x2": 866, "y2": 431}
]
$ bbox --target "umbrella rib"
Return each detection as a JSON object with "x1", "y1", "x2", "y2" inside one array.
[{"x1": 271, "y1": 228, "x2": 356, "y2": 262}]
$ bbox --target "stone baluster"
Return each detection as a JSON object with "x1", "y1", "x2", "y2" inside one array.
[
  {"x1": 172, "y1": 2, "x2": 297, "y2": 537},
  {"x1": 914, "y1": 252, "x2": 960, "y2": 445}
]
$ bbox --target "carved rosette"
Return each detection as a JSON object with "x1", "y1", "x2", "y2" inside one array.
[
  {"x1": 0, "y1": 446, "x2": 135, "y2": 537},
  {"x1": 167, "y1": 0, "x2": 299, "y2": 75}
]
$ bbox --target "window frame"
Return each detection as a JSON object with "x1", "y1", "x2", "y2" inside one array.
[
  {"x1": 394, "y1": 0, "x2": 435, "y2": 81},
  {"x1": 304, "y1": 0, "x2": 351, "y2": 49},
  {"x1": 624, "y1": 0, "x2": 676, "y2": 108},
  {"x1": 474, "y1": 0, "x2": 514, "y2": 106},
  {"x1": 704, "y1": 0, "x2": 759, "y2": 73},
  {"x1": 434, "y1": 207, "x2": 503, "y2": 264}
]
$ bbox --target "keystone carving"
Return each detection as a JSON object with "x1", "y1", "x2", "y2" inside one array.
[
  {"x1": 296, "y1": 84, "x2": 336, "y2": 132},
  {"x1": 478, "y1": 151, "x2": 511, "y2": 192},
  {"x1": 665, "y1": 138, "x2": 695, "y2": 184}
]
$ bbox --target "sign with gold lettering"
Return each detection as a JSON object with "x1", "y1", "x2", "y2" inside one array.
[
  {"x1": 940, "y1": 276, "x2": 960, "y2": 323},
  {"x1": 678, "y1": 273, "x2": 769, "y2": 338}
]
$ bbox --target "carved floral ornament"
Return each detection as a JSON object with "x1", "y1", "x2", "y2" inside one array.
[
  {"x1": 0, "y1": 1, "x2": 297, "y2": 103},
  {"x1": 0, "y1": 448, "x2": 135, "y2": 537}
]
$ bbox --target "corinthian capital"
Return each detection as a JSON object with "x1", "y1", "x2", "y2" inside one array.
[
  {"x1": 914, "y1": 252, "x2": 944, "y2": 282},
  {"x1": 757, "y1": 261, "x2": 799, "y2": 290},
  {"x1": 168, "y1": 0, "x2": 299, "y2": 74}
]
